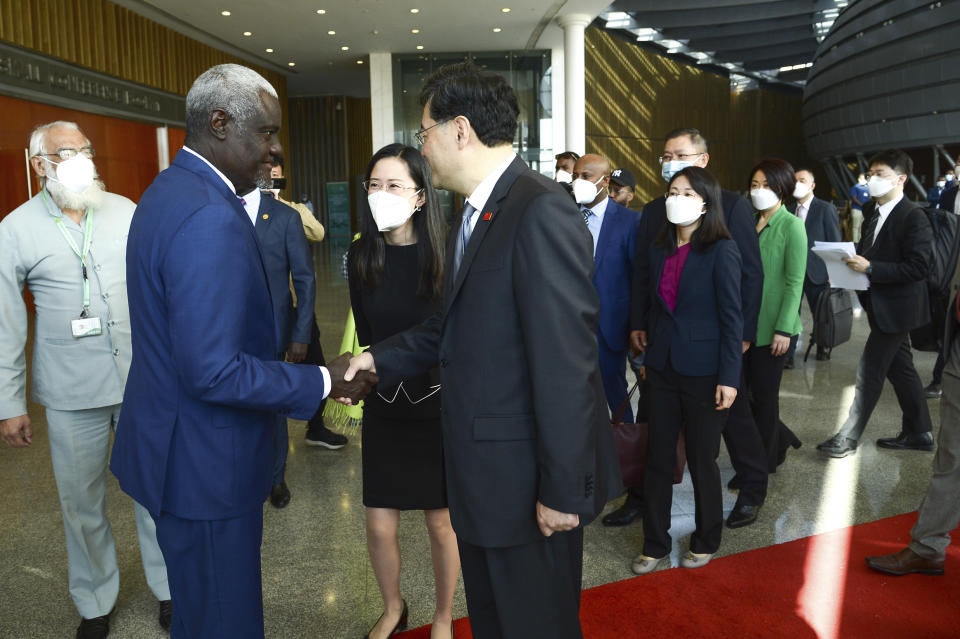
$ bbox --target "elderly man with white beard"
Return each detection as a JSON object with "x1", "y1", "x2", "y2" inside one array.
[{"x1": 0, "y1": 121, "x2": 170, "y2": 639}]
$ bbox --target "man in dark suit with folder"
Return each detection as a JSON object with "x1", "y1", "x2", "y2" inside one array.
[
  {"x1": 344, "y1": 62, "x2": 620, "y2": 639},
  {"x1": 818, "y1": 149, "x2": 934, "y2": 458}
]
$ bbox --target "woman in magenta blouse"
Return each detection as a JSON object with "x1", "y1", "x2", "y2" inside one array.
[{"x1": 630, "y1": 166, "x2": 744, "y2": 574}]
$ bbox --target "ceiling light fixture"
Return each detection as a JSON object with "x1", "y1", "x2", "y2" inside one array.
[
  {"x1": 220, "y1": 10, "x2": 231, "y2": 16},
  {"x1": 416, "y1": 45, "x2": 424, "y2": 50},
  {"x1": 501, "y1": 7, "x2": 511, "y2": 12},
  {"x1": 411, "y1": 28, "x2": 420, "y2": 34},
  {"x1": 357, "y1": 60, "x2": 364, "y2": 64},
  {"x1": 410, "y1": 8, "x2": 420, "y2": 13},
  {"x1": 288, "y1": 62, "x2": 296, "y2": 67},
  {"x1": 265, "y1": 48, "x2": 274, "y2": 53},
  {"x1": 328, "y1": 30, "x2": 336, "y2": 35},
  {"x1": 341, "y1": 45, "x2": 350, "y2": 51},
  {"x1": 316, "y1": 9, "x2": 326, "y2": 14},
  {"x1": 493, "y1": 27, "x2": 502, "y2": 32},
  {"x1": 242, "y1": 31, "x2": 252, "y2": 36}
]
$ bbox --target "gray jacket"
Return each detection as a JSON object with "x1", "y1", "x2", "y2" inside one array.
[{"x1": 0, "y1": 191, "x2": 134, "y2": 417}]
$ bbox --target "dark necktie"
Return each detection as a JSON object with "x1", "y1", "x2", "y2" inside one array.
[
  {"x1": 861, "y1": 213, "x2": 879, "y2": 252},
  {"x1": 454, "y1": 202, "x2": 476, "y2": 274},
  {"x1": 582, "y1": 209, "x2": 592, "y2": 225}
]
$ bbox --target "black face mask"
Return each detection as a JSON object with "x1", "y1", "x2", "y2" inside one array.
[{"x1": 272, "y1": 177, "x2": 287, "y2": 190}]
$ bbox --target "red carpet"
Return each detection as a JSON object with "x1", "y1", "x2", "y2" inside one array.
[{"x1": 396, "y1": 512, "x2": 960, "y2": 639}]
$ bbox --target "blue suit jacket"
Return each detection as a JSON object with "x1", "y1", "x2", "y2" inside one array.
[
  {"x1": 592, "y1": 199, "x2": 641, "y2": 352},
  {"x1": 111, "y1": 149, "x2": 326, "y2": 520},
  {"x1": 255, "y1": 194, "x2": 315, "y2": 353},
  {"x1": 638, "y1": 239, "x2": 743, "y2": 388}
]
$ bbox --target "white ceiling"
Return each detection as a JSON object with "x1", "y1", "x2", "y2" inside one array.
[{"x1": 115, "y1": 0, "x2": 613, "y2": 96}]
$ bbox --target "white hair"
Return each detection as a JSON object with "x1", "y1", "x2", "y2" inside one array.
[
  {"x1": 29, "y1": 121, "x2": 86, "y2": 158},
  {"x1": 185, "y1": 64, "x2": 278, "y2": 138}
]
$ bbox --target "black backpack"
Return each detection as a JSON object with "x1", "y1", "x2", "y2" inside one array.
[
  {"x1": 805, "y1": 288, "x2": 853, "y2": 361},
  {"x1": 909, "y1": 206, "x2": 960, "y2": 352}
]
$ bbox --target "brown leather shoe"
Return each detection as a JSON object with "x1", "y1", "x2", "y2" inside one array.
[{"x1": 865, "y1": 547, "x2": 944, "y2": 576}]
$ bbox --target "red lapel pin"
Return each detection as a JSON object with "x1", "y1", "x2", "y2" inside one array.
[{"x1": 483, "y1": 211, "x2": 493, "y2": 221}]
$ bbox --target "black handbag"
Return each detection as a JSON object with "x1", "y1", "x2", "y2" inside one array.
[
  {"x1": 611, "y1": 381, "x2": 686, "y2": 487},
  {"x1": 805, "y1": 288, "x2": 853, "y2": 361}
]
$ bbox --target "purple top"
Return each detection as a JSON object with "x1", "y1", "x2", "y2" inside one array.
[{"x1": 658, "y1": 243, "x2": 692, "y2": 312}]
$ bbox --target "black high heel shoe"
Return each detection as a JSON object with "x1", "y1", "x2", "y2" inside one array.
[{"x1": 363, "y1": 600, "x2": 408, "y2": 639}]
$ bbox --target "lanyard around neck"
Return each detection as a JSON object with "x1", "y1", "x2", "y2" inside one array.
[{"x1": 42, "y1": 190, "x2": 95, "y2": 314}]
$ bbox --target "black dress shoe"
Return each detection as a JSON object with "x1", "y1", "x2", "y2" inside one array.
[
  {"x1": 158, "y1": 599, "x2": 172, "y2": 631},
  {"x1": 76, "y1": 613, "x2": 110, "y2": 639},
  {"x1": 816, "y1": 349, "x2": 830, "y2": 361},
  {"x1": 602, "y1": 499, "x2": 642, "y2": 526},
  {"x1": 364, "y1": 600, "x2": 408, "y2": 639},
  {"x1": 783, "y1": 356, "x2": 795, "y2": 370},
  {"x1": 726, "y1": 501, "x2": 761, "y2": 528},
  {"x1": 817, "y1": 433, "x2": 858, "y2": 458},
  {"x1": 776, "y1": 435, "x2": 802, "y2": 467},
  {"x1": 923, "y1": 382, "x2": 942, "y2": 399},
  {"x1": 270, "y1": 482, "x2": 291, "y2": 508},
  {"x1": 727, "y1": 475, "x2": 743, "y2": 490},
  {"x1": 876, "y1": 431, "x2": 935, "y2": 451}
]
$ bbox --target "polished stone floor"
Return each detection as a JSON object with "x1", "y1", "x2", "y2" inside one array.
[{"x1": 0, "y1": 244, "x2": 943, "y2": 638}]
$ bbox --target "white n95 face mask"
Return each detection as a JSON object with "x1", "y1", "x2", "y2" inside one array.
[
  {"x1": 368, "y1": 190, "x2": 419, "y2": 232},
  {"x1": 661, "y1": 160, "x2": 693, "y2": 183},
  {"x1": 572, "y1": 176, "x2": 605, "y2": 205},
  {"x1": 750, "y1": 188, "x2": 780, "y2": 211},
  {"x1": 792, "y1": 182, "x2": 810, "y2": 200},
  {"x1": 867, "y1": 175, "x2": 895, "y2": 198},
  {"x1": 45, "y1": 154, "x2": 96, "y2": 193},
  {"x1": 555, "y1": 169, "x2": 573, "y2": 184},
  {"x1": 665, "y1": 195, "x2": 705, "y2": 227}
]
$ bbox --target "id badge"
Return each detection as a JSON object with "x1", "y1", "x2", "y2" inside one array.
[{"x1": 71, "y1": 316, "x2": 102, "y2": 338}]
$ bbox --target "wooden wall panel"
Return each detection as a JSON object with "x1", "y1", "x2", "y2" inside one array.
[
  {"x1": 585, "y1": 28, "x2": 817, "y2": 205},
  {"x1": 0, "y1": 0, "x2": 290, "y2": 154}
]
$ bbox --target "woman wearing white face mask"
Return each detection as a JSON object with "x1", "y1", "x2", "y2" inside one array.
[
  {"x1": 347, "y1": 144, "x2": 457, "y2": 639},
  {"x1": 746, "y1": 158, "x2": 806, "y2": 473},
  {"x1": 630, "y1": 167, "x2": 743, "y2": 574}
]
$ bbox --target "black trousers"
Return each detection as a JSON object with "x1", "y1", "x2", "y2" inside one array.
[
  {"x1": 745, "y1": 339, "x2": 800, "y2": 473},
  {"x1": 457, "y1": 529, "x2": 584, "y2": 639},
  {"x1": 838, "y1": 325, "x2": 933, "y2": 440},
  {"x1": 643, "y1": 362, "x2": 727, "y2": 558},
  {"x1": 302, "y1": 320, "x2": 327, "y2": 427},
  {"x1": 721, "y1": 361, "x2": 769, "y2": 505}
]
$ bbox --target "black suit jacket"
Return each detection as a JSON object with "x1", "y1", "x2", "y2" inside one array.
[
  {"x1": 941, "y1": 183, "x2": 958, "y2": 213},
  {"x1": 631, "y1": 189, "x2": 763, "y2": 343},
  {"x1": 788, "y1": 196, "x2": 842, "y2": 286},
  {"x1": 255, "y1": 194, "x2": 315, "y2": 354},
  {"x1": 370, "y1": 156, "x2": 620, "y2": 548},
  {"x1": 858, "y1": 197, "x2": 933, "y2": 334}
]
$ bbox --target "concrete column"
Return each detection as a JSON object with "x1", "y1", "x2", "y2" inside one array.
[
  {"x1": 156, "y1": 125, "x2": 170, "y2": 171},
  {"x1": 369, "y1": 52, "x2": 395, "y2": 151},
  {"x1": 557, "y1": 13, "x2": 591, "y2": 155},
  {"x1": 550, "y1": 47, "x2": 565, "y2": 157}
]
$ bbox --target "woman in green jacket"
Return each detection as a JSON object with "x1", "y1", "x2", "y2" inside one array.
[{"x1": 747, "y1": 157, "x2": 806, "y2": 473}]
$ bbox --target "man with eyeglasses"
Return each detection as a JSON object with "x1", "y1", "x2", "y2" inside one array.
[
  {"x1": 609, "y1": 127, "x2": 767, "y2": 530},
  {"x1": 0, "y1": 121, "x2": 171, "y2": 638},
  {"x1": 819, "y1": 149, "x2": 934, "y2": 458}
]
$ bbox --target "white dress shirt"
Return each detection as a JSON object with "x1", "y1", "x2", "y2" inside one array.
[
  {"x1": 581, "y1": 196, "x2": 608, "y2": 255},
  {"x1": 465, "y1": 152, "x2": 517, "y2": 232},
  {"x1": 239, "y1": 188, "x2": 260, "y2": 225},
  {"x1": 873, "y1": 192, "x2": 903, "y2": 243}
]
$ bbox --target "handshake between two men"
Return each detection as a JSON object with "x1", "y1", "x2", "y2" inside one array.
[{"x1": 325, "y1": 352, "x2": 378, "y2": 405}]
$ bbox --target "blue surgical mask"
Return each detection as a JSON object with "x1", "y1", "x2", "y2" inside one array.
[{"x1": 661, "y1": 160, "x2": 693, "y2": 183}]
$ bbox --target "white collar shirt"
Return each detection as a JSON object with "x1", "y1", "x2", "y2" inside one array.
[
  {"x1": 465, "y1": 152, "x2": 517, "y2": 232},
  {"x1": 874, "y1": 192, "x2": 903, "y2": 243}
]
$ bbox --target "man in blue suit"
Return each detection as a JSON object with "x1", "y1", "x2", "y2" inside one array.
[
  {"x1": 110, "y1": 64, "x2": 376, "y2": 638},
  {"x1": 245, "y1": 186, "x2": 316, "y2": 508},
  {"x1": 572, "y1": 154, "x2": 641, "y2": 424}
]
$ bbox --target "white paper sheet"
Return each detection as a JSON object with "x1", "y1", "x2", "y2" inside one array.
[{"x1": 811, "y1": 241, "x2": 870, "y2": 291}]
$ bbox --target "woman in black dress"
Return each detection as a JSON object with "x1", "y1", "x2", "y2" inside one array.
[{"x1": 347, "y1": 144, "x2": 455, "y2": 639}]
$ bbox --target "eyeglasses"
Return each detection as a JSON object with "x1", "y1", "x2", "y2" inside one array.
[
  {"x1": 414, "y1": 120, "x2": 449, "y2": 145},
  {"x1": 39, "y1": 146, "x2": 96, "y2": 161},
  {"x1": 658, "y1": 152, "x2": 701, "y2": 164},
  {"x1": 363, "y1": 180, "x2": 421, "y2": 195}
]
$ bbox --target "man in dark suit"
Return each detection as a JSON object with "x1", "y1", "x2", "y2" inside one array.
[
  {"x1": 818, "y1": 149, "x2": 934, "y2": 458},
  {"x1": 344, "y1": 62, "x2": 620, "y2": 639},
  {"x1": 110, "y1": 64, "x2": 375, "y2": 637},
  {"x1": 865, "y1": 240, "x2": 960, "y2": 576},
  {"x1": 572, "y1": 153, "x2": 641, "y2": 424},
  {"x1": 789, "y1": 167, "x2": 842, "y2": 361},
  {"x1": 606, "y1": 127, "x2": 767, "y2": 529},
  {"x1": 939, "y1": 162, "x2": 960, "y2": 215},
  {"x1": 246, "y1": 187, "x2": 316, "y2": 508}
]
